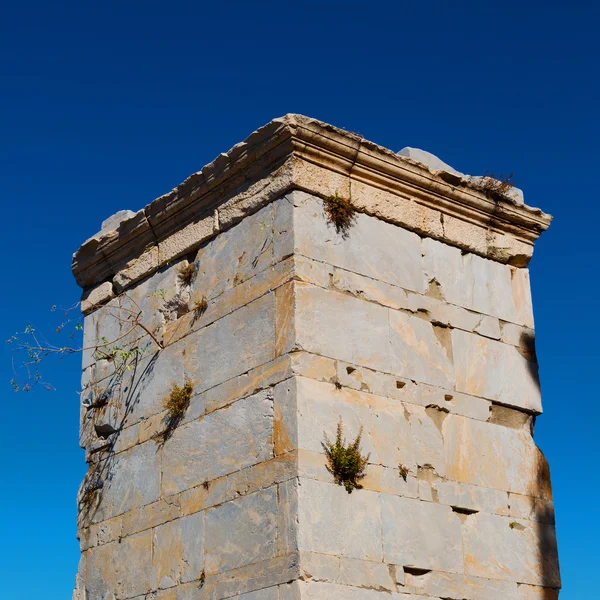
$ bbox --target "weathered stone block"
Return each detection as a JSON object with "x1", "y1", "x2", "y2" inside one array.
[
  {"x1": 443, "y1": 415, "x2": 551, "y2": 498},
  {"x1": 452, "y1": 328, "x2": 542, "y2": 413},
  {"x1": 84, "y1": 529, "x2": 152, "y2": 599},
  {"x1": 183, "y1": 292, "x2": 276, "y2": 393},
  {"x1": 152, "y1": 511, "x2": 204, "y2": 589},
  {"x1": 161, "y1": 390, "x2": 273, "y2": 496},
  {"x1": 192, "y1": 203, "x2": 276, "y2": 302},
  {"x1": 406, "y1": 570, "x2": 519, "y2": 600},
  {"x1": 389, "y1": 311, "x2": 454, "y2": 388},
  {"x1": 297, "y1": 478, "x2": 382, "y2": 562},
  {"x1": 380, "y1": 494, "x2": 463, "y2": 573},
  {"x1": 205, "y1": 487, "x2": 278, "y2": 575},
  {"x1": 294, "y1": 283, "x2": 390, "y2": 372},
  {"x1": 293, "y1": 193, "x2": 425, "y2": 293},
  {"x1": 463, "y1": 512, "x2": 560, "y2": 587},
  {"x1": 92, "y1": 441, "x2": 161, "y2": 523},
  {"x1": 422, "y1": 237, "x2": 534, "y2": 326}
]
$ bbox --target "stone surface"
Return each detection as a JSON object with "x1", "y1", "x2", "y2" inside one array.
[
  {"x1": 152, "y1": 511, "x2": 204, "y2": 588},
  {"x1": 406, "y1": 570, "x2": 519, "y2": 600},
  {"x1": 101, "y1": 209, "x2": 136, "y2": 233},
  {"x1": 453, "y1": 329, "x2": 542, "y2": 413},
  {"x1": 380, "y1": 495, "x2": 463, "y2": 573},
  {"x1": 297, "y1": 478, "x2": 382, "y2": 562},
  {"x1": 443, "y1": 415, "x2": 552, "y2": 498},
  {"x1": 463, "y1": 512, "x2": 560, "y2": 587},
  {"x1": 423, "y1": 237, "x2": 534, "y2": 326},
  {"x1": 293, "y1": 193, "x2": 425, "y2": 293},
  {"x1": 389, "y1": 311, "x2": 454, "y2": 388},
  {"x1": 205, "y1": 488, "x2": 278, "y2": 575},
  {"x1": 294, "y1": 283, "x2": 390, "y2": 372},
  {"x1": 161, "y1": 390, "x2": 273, "y2": 496}
]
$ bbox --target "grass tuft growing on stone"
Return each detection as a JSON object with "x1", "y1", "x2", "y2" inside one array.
[
  {"x1": 178, "y1": 262, "x2": 196, "y2": 286},
  {"x1": 398, "y1": 463, "x2": 409, "y2": 481},
  {"x1": 164, "y1": 380, "x2": 193, "y2": 422},
  {"x1": 323, "y1": 417, "x2": 369, "y2": 493},
  {"x1": 322, "y1": 193, "x2": 356, "y2": 238},
  {"x1": 477, "y1": 172, "x2": 515, "y2": 201}
]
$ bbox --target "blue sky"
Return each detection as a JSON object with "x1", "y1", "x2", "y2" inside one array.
[{"x1": 0, "y1": 1, "x2": 597, "y2": 598}]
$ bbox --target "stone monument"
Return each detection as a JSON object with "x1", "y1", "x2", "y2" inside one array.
[{"x1": 72, "y1": 115, "x2": 560, "y2": 600}]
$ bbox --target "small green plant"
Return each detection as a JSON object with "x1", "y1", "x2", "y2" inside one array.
[
  {"x1": 164, "y1": 380, "x2": 194, "y2": 421},
  {"x1": 322, "y1": 193, "x2": 356, "y2": 238},
  {"x1": 323, "y1": 417, "x2": 369, "y2": 493},
  {"x1": 398, "y1": 463, "x2": 409, "y2": 481},
  {"x1": 178, "y1": 262, "x2": 196, "y2": 286}
]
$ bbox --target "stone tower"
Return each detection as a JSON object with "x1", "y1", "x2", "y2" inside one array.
[{"x1": 72, "y1": 115, "x2": 560, "y2": 600}]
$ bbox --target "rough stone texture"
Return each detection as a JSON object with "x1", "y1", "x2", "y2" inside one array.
[{"x1": 72, "y1": 117, "x2": 558, "y2": 600}]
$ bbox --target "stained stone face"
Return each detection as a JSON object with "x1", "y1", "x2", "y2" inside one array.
[{"x1": 72, "y1": 116, "x2": 558, "y2": 600}]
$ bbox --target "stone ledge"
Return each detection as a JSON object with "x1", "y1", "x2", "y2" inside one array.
[{"x1": 72, "y1": 114, "x2": 552, "y2": 291}]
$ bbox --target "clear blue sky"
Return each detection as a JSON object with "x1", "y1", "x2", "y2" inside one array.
[{"x1": 0, "y1": 1, "x2": 597, "y2": 598}]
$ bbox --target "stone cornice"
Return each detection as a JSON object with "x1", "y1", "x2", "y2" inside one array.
[{"x1": 72, "y1": 114, "x2": 552, "y2": 291}]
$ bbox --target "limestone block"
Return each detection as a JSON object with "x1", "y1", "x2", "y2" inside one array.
[
  {"x1": 389, "y1": 311, "x2": 454, "y2": 388},
  {"x1": 92, "y1": 441, "x2": 161, "y2": 523},
  {"x1": 406, "y1": 570, "x2": 519, "y2": 600},
  {"x1": 297, "y1": 477, "x2": 383, "y2": 562},
  {"x1": 422, "y1": 237, "x2": 533, "y2": 326},
  {"x1": 152, "y1": 511, "x2": 204, "y2": 589},
  {"x1": 81, "y1": 281, "x2": 115, "y2": 315},
  {"x1": 118, "y1": 342, "x2": 184, "y2": 425},
  {"x1": 295, "y1": 580, "x2": 439, "y2": 599},
  {"x1": 300, "y1": 550, "x2": 340, "y2": 582},
  {"x1": 443, "y1": 415, "x2": 551, "y2": 498},
  {"x1": 295, "y1": 377, "x2": 445, "y2": 475},
  {"x1": 162, "y1": 390, "x2": 273, "y2": 496},
  {"x1": 275, "y1": 282, "x2": 296, "y2": 357},
  {"x1": 294, "y1": 283, "x2": 391, "y2": 373},
  {"x1": 183, "y1": 292, "x2": 276, "y2": 393},
  {"x1": 204, "y1": 487, "x2": 278, "y2": 575},
  {"x1": 432, "y1": 480, "x2": 509, "y2": 515},
  {"x1": 463, "y1": 512, "x2": 560, "y2": 587},
  {"x1": 332, "y1": 267, "x2": 410, "y2": 311},
  {"x1": 82, "y1": 299, "x2": 123, "y2": 370},
  {"x1": 293, "y1": 254, "x2": 332, "y2": 289},
  {"x1": 101, "y1": 209, "x2": 137, "y2": 232},
  {"x1": 192, "y1": 203, "x2": 275, "y2": 302},
  {"x1": 273, "y1": 378, "x2": 298, "y2": 456},
  {"x1": 121, "y1": 497, "x2": 180, "y2": 539},
  {"x1": 508, "y1": 493, "x2": 555, "y2": 524},
  {"x1": 112, "y1": 246, "x2": 160, "y2": 294},
  {"x1": 277, "y1": 478, "x2": 299, "y2": 556},
  {"x1": 418, "y1": 385, "x2": 491, "y2": 422},
  {"x1": 187, "y1": 354, "x2": 292, "y2": 422},
  {"x1": 119, "y1": 257, "x2": 183, "y2": 339},
  {"x1": 452, "y1": 329, "x2": 542, "y2": 413},
  {"x1": 292, "y1": 193, "x2": 425, "y2": 293},
  {"x1": 157, "y1": 210, "x2": 215, "y2": 266},
  {"x1": 84, "y1": 529, "x2": 152, "y2": 599},
  {"x1": 380, "y1": 494, "x2": 463, "y2": 573},
  {"x1": 238, "y1": 587, "x2": 279, "y2": 600},
  {"x1": 338, "y1": 556, "x2": 395, "y2": 591},
  {"x1": 273, "y1": 192, "x2": 296, "y2": 263},
  {"x1": 517, "y1": 584, "x2": 559, "y2": 600}
]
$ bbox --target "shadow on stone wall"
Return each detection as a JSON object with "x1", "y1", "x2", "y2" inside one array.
[
  {"x1": 521, "y1": 330, "x2": 561, "y2": 598},
  {"x1": 78, "y1": 349, "x2": 161, "y2": 527}
]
